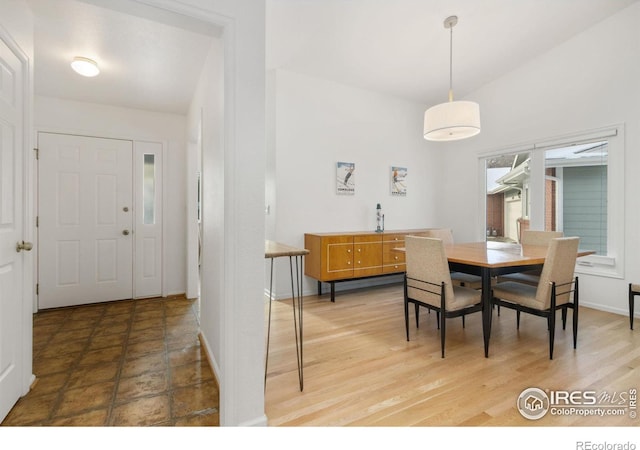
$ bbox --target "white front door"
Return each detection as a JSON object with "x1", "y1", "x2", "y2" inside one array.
[
  {"x1": 38, "y1": 133, "x2": 134, "y2": 309},
  {"x1": 0, "y1": 36, "x2": 26, "y2": 423}
]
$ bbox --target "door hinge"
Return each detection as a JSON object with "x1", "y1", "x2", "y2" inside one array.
[
  {"x1": 36, "y1": 283, "x2": 39, "y2": 295},
  {"x1": 36, "y1": 216, "x2": 39, "y2": 227},
  {"x1": 34, "y1": 147, "x2": 39, "y2": 160}
]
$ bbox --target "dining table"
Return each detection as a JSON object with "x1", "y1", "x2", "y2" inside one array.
[{"x1": 396, "y1": 240, "x2": 593, "y2": 358}]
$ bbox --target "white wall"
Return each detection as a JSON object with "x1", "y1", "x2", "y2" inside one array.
[
  {"x1": 34, "y1": 96, "x2": 187, "y2": 296},
  {"x1": 437, "y1": 3, "x2": 640, "y2": 316},
  {"x1": 182, "y1": 0, "x2": 267, "y2": 427},
  {"x1": 270, "y1": 69, "x2": 440, "y2": 298}
]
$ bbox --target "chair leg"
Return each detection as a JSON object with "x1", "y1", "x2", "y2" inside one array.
[
  {"x1": 549, "y1": 285, "x2": 557, "y2": 360},
  {"x1": 415, "y1": 303, "x2": 420, "y2": 328},
  {"x1": 462, "y1": 314, "x2": 466, "y2": 328},
  {"x1": 573, "y1": 277, "x2": 579, "y2": 349},
  {"x1": 436, "y1": 311, "x2": 440, "y2": 329},
  {"x1": 404, "y1": 299, "x2": 410, "y2": 341},
  {"x1": 562, "y1": 306, "x2": 568, "y2": 330},
  {"x1": 516, "y1": 310, "x2": 521, "y2": 330},
  {"x1": 630, "y1": 284, "x2": 635, "y2": 330},
  {"x1": 440, "y1": 309, "x2": 446, "y2": 358}
]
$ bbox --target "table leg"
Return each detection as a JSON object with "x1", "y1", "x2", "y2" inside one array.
[
  {"x1": 481, "y1": 267, "x2": 493, "y2": 358},
  {"x1": 264, "y1": 258, "x2": 274, "y2": 391},
  {"x1": 289, "y1": 255, "x2": 304, "y2": 391}
]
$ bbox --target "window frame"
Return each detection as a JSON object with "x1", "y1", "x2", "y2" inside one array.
[{"x1": 478, "y1": 124, "x2": 624, "y2": 279}]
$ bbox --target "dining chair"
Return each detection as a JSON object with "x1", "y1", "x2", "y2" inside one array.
[
  {"x1": 491, "y1": 237, "x2": 580, "y2": 360},
  {"x1": 404, "y1": 236, "x2": 483, "y2": 358},
  {"x1": 629, "y1": 283, "x2": 639, "y2": 330},
  {"x1": 422, "y1": 228, "x2": 483, "y2": 289},
  {"x1": 498, "y1": 230, "x2": 563, "y2": 286}
]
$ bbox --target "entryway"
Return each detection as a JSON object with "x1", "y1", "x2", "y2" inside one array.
[{"x1": 37, "y1": 132, "x2": 163, "y2": 309}]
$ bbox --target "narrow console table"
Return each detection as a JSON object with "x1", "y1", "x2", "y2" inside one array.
[
  {"x1": 304, "y1": 229, "x2": 431, "y2": 302},
  {"x1": 264, "y1": 240, "x2": 309, "y2": 391}
]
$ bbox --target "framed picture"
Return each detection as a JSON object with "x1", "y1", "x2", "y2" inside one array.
[
  {"x1": 391, "y1": 166, "x2": 407, "y2": 196},
  {"x1": 336, "y1": 162, "x2": 355, "y2": 195}
]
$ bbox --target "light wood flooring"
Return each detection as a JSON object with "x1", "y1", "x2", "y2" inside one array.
[{"x1": 264, "y1": 283, "x2": 639, "y2": 426}]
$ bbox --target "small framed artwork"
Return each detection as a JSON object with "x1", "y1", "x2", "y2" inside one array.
[
  {"x1": 391, "y1": 166, "x2": 407, "y2": 196},
  {"x1": 336, "y1": 162, "x2": 355, "y2": 195}
]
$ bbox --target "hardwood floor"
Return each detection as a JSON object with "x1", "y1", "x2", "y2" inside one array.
[{"x1": 264, "y1": 283, "x2": 639, "y2": 427}]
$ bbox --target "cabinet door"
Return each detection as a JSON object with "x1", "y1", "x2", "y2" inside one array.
[
  {"x1": 324, "y1": 235, "x2": 354, "y2": 280},
  {"x1": 383, "y1": 234, "x2": 406, "y2": 273},
  {"x1": 353, "y1": 234, "x2": 383, "y2": 277}
]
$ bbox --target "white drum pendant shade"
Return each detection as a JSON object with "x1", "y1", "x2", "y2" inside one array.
[
  {"x1": 423, "y1": 100, "x2": 480, "y2": 141},
  {"x1": 423, "y1": 15, "x2": 480, "y2": 142}
]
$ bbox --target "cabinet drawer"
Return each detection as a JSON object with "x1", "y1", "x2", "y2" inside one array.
[
  {"x1": 382, "y1": 262, "x2": 405, "y2": 274},
  {"x1": 383, "y1": 242, "x2": 405, "y2": 265}
]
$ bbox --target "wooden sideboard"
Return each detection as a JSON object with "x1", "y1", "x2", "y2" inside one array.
[{"x1": 304, "y1": 229, "x2": 431, "y2": 302}]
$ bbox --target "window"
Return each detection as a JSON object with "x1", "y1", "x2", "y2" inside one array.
[
  {"x1": 481, "y1": 125, "x2": 623, "y2": 278},
  {"x1": 143, "y1": 154, "x2": 155, "y2": 225},
  {"x1": 544, "y1": 142, "x2": 608, "y2": 255}
]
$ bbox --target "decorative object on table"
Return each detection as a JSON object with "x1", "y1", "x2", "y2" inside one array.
[
  {"x1": 336, "y1": 161, "x2": 355, "y2": 195},
  {"x1": 375, "y1": 203, "x2": 385, "y2": 232},
  {"x1": 390, "y1": 166, "x2": 407, "y2": 196},
  {"x1": 423, "y1": 15, "x2": 481, "y2": 142}
]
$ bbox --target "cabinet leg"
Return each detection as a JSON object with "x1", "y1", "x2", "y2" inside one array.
[
  {"x1": 317, "y1": 281, "x2": 322, "y2": 296},
  {"x1": 331, "y1": 282, "x2": 335, "y2": 303}
]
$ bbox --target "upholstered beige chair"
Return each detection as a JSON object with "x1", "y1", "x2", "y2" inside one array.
[
  {"x1": 499, "y1": 230, "x2": 564, "y2": 286},
  {"x1": 629, "y1": 283, "x2": 639, "y2": 330},
  {"x1": 422, "y1": 228, "x2": 483, "y2": 289},
  {"x1": 404, "y1": 236, "x2": 483, "y2": 358},
  {"x1": 491, "y1": 237, "x2": 580, "y2": 359}
]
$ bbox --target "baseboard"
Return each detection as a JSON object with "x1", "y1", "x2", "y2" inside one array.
[
  {"x1": 198, "y1": 331, "x2": 221, "y2": 391},
  {"x1": 580, "y1": 301, "x2": 636, "y2": 318}
]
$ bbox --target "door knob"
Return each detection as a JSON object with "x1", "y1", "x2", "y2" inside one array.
[
  {"x1": 16, "y1": 241, "x2": 33, "y2": 252},
  {"x1": 122, "y1": 230, "x2": 130, "y2": 236}
]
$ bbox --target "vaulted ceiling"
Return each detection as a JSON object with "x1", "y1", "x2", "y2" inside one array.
[{"x1": 26, "y1": 0, "x2": 639, "y2": 115}]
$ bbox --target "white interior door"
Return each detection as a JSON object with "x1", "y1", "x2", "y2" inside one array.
[
  {"x1": 0, "y1": 36, "x2": 26, "y2": 423},
  {"x1": 38, "y1": 133, "x2": 133, "y2": 309}
]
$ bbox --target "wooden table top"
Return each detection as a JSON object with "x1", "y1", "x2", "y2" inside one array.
[
  {"x1": 395, "y1": 241, "x2": 593, "y2": 268},
  {"x1": 265, "y1": 240, "x2": 310, "y2": 258}
]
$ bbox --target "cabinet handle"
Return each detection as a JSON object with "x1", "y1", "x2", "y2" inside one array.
[
  {"x1": 357, "y1": 260, "x2": 361, "y2": 264},
  {"x1": 347, "y1": 249, "x2": 351, "y2": 253},
  {"x1": 394, "y1": 256, "x2": 398, "y2": 260},
  {"x1": 358, "y1": 248, "x2": 361, "y2": 252}
]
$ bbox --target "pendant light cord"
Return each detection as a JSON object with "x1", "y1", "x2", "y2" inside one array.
[{"x1": 448, "y1": 23, "x2": 454, "y2": 102}]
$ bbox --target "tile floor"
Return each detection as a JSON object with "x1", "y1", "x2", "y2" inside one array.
[{"x1": 1, "y1": 295, "x2": 219, "y2": 426}]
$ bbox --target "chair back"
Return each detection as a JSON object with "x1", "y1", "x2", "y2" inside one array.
[
  {"x1": 405, "y1": 236, "x2": 454, "y2": 306},
  {"x1": 422, "y1": 228, "x2": 454, "y2": 245},
  {"x1": 521, "y1": 230, "x2": 563, "y2": 246},
  {"x1": 535, "y1": 237, "x2": 579, "y2": 308}
]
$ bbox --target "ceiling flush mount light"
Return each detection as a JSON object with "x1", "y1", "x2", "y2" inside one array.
[
  {"x1": 70, "y1": 56, "x2": 100, "y2": 77},
  {"x1": 424, "y1": 16, "x2": 480, "y2": 142}
]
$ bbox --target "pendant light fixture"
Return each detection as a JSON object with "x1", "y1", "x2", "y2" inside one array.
[{"x1": 423, "y1": 16, "x2": 480, "y2": 142}]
